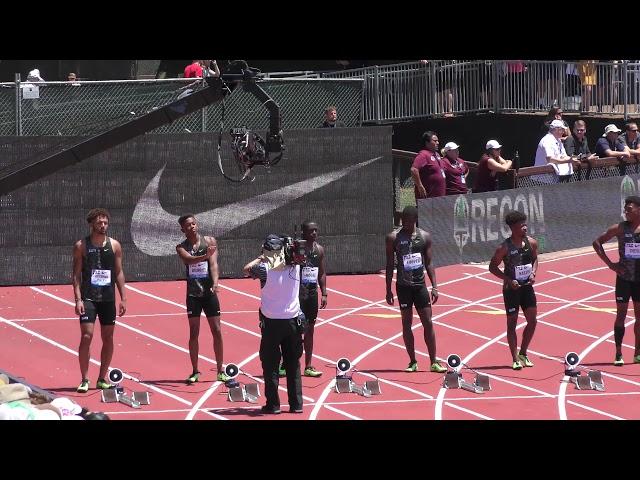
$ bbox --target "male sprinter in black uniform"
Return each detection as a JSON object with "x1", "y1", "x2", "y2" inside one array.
[
  {"x1": 298, "y1": 221, "x2": 327, "y2": 377},
  {"x1": 489, "y1": 210, "x2": 539, "y2": 370},
  {"x1": 176, "y1": 214, "x2": 229, "y2": 384},
  {"x1": 72, "y1": 208, "x2": 127, "y2": 393},
  {"x1": 593, "y1": 195, "x2": 640, "y2": 366},
  {"x1": 277, "y1": 221, "x2": 327, "y2": 378},
  {"x1": 385, "y1": 206, "x2": 446, "y2": 374}
]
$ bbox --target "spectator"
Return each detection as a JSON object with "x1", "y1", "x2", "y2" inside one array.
[
  {"x1": 563, "y1": 119, "x2": 597, "y2": 161},
  {"x1": 534, "y1": 119, "x2": 579, "y2": 183},
  {"x1": 619, "y1": 122, "x2": 640, "y2": 158},
  {"x1": 541, "y1": 107, "x2": 569, "y2": 140},
  {"x1": 474, "y1": 140, "x2": 512, "y2": 193},
  {"x1": 200, "y1": 60, "x2": 221, "y2": 78},
  {"x1": 320, "y1": 106, "x2": 345, "y2": 128},
  {"x1": 595, "y1": 124, "x2": 630, "y2": 159},
  {"x1": 578, "y1": 60, "x2": 597, "y2": 112},
  {"x1": 27, "y1": 69, "x2": 44, "y2": 82},
  {"x1": 441, "y1": 141, "x2": 469, "y2": 195},
  {"x1": 67, "y1": 72, "x2": 81, "y2": 86},
  {"x1": 184, "y1": 60, "x2": 203, "y2": 79},
  {"x1": 410, "y1": 131, "x2": 446, "y2": 200}
]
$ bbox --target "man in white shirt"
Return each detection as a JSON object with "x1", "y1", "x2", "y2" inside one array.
[
  {"x1": 534, "y1": 119, "x2": 581, "y2": 183},
  {"x1": 243, "y1": 234, "x2": 305, "y2": 415}
]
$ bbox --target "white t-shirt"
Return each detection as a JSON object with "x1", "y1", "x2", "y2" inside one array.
[
  {"x1": 260, "y1": 264, "x2": 301, "y2": 319},
  {"x1": 534, "y1": 133, "x2": 572, "y2": 178}
]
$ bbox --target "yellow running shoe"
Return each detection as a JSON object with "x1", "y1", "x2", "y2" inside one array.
[
  {"x1": 517, "y1": 353, "x2": 534, "y2": 367},
  {"x1": 430, "y1": 362, "x2": 447, "y2": 373}
]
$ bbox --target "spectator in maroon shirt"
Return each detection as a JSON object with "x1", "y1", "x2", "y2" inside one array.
[
  {"x1": 410, "y1": 131, "x2": 446, "y2": 201},
  {"x1": 441, "y1": 142, "x2": 469, "y2": 195},
  {"x1": 184, "y1": 60, "x2": 203, "y2": 78},
  {"x1": 474, "y1": 140, "x2": 513, "y2": 193}
]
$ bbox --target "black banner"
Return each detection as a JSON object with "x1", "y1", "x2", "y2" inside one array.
[{"x1": 0, "y1": 127, "x2": 392, "y2": 285}]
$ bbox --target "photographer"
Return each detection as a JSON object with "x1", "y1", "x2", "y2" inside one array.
[{"x1": 243, "y1": 234, "x2": 305, "y2": 414}]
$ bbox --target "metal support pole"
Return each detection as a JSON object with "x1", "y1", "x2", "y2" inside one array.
[
  {"x1": 15, "y1": 73, "x2": 22, "y2": 136},
  {"x1": 374, "y1": 65, "x2": 380, "y2": 124},
  {"x1": 623, "y1": 60, "x2": 628, "y2": 121}
]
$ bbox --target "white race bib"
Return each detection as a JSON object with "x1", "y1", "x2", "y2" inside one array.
[
  {"x1": 461, "y1": 175, "x2": 466, "y2": 184},
  {"x1": 515, "y1": 264, "x2": 532, "y2": 282},
  {"x1": 91, "y1": 269, "x2": 111, "y2": 287},
  {"x1": 625, "y1": 242, "x2": 640, "y2": 259},
  {"x1": 301, "y1": 267, "x2": 319, "y2": 284},
  {"x1": 188, "y1": 261, "x2": 209, "y2": 279},
  {"x1": 403, "y1": 253, "x2": 423, "y2": 271}
]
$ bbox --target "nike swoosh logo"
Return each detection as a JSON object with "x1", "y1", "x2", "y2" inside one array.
[{"x1": 131, "y1": 157, "x2": 382, "y2": 256}]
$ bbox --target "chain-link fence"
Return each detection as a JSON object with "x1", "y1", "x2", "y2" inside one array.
[{"x1": 0, "y1": 77, "x2": 363, "y2": 136}]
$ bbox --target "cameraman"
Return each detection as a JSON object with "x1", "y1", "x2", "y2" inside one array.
[{"x1": 243, "y1": 234, "x2": 305, "y2": 414}]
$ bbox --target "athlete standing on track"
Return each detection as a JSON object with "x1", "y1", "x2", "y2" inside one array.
[
  {"x1": 385, "y1": 206, "x2": 446, "y2": 374},
  {"x1": 489, "y1": 210, "x2": 539, "y2": 370},
  {"x1": 72, "y1": 208, "x2": 127, "y2": 393},
  {"x1": 176, "y1": 214, "x2": 229, "y2": 384},
  {"x1": 593, "y1": 195, "x2": 640, "y2": 366}
]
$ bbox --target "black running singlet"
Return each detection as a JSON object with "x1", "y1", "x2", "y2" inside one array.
[
  {"x1": 300, "y1": 243, "x2": 321, "y2": 300},
  {"x1": 393, "y1": 229, "x2": 427, "y2": 287},
  {"x1": 502, "y1": 236, "x2": 533, "y2": 288},
  {"x1": 81, "y1": 236, "x2": 115, "y2": 302},
  {"x1": 618, "y1": 221, "x2": 640, "y2": 282},
  {"x1": 180, "y1": 235, "x2": 213, "y2": 297}
]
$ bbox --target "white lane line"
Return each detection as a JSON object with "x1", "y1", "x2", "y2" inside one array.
[
  {"x1": 444, "y1": 402, "x2": 494, "y2": 420},
  {"x1": 566, "y1": 400, "x2": 624, "y2": 420}
]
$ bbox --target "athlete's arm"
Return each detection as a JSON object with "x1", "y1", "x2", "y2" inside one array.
[
  {"x1": 529, "y1": 236, "x2": 539, "y2": 286},
  {"x1": 112, "y1": 239, "x2": 127, "y2": 316},
  {"x1": 175, "y1": 242, "x2": 216, "y2": 265},
  {"x1": 205, "y1": 236, "x2": 220, "y2": 292},
  {"x1": 243, "y1": 256, "x2": 265, "y2": 277},
  {"x1": 318, "y1": 244, "x2": 327, "y2": 309},
  {"x1": 72, "y1": 240, "x2": 85, "y2": 315},
  {"x1": 489, "y1": 244, "x2": 519, "y2": 289},
  {"x1": 593, "y1": 223, "x2": 624, "y2": 274},
  {"x1": 385, "y1": 231, "x2": 396, "y2": 305},
  {"x1": 422, "y1": 231, "x2": 438, "y2": 304}
]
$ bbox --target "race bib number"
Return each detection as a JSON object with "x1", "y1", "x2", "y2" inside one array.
[
  {"x1": 91, "y1": 269, "x2": 111, "y2": 287},
  {"x1": 301, "y1": 267, "x2": 319, "y2": 284},
  {"x1": 625, "y1": 242, "x2": 640, "y2": 259},
  {"x1": 515, "y1": 264, "x2": 532, "y2": 282},
  {"x1": 188, "y1": 261, "x2": 209, "y2": 279},
  {"x1": 403, "y1": 253, "x2": 423, "y2": 271}
]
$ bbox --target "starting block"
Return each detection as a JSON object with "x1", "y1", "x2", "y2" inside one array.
[
  {"x1": 227, "y1": 383, "x2": 261, "y2": 403},
  {"x1": 333, "y1": 358, "x2": 381, "y2": 397},
  {"x1": 100, "y1": 388, "x2": 146, "y2": 408},
  {"x1": 574, "y1": 371, "x2": 605, "y2": 392},
  {"x1": 225, "y1": 363, "x2": 261, "y2": 403},
  {"x1": 442, "y1": 354, "x2": 488, "y2": 394}
]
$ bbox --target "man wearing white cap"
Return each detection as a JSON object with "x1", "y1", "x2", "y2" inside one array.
[
  {"x1": 441, "y1": 141, "x2": 469, "y2": 195},
  {"x1": 533, "y1": 119, "x2": 580, "y2": 183},
  {"x1": 595, "y1": 124, "x2": 630, "y2": 159},
  {"x1": 473, "y1": 140, "x2": 512, "y2": 193}
]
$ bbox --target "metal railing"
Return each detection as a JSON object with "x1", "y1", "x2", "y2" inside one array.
[
  {"x1": 324, "y1": 60, "x2": 640, "y2": 123},
  {"x1": 0, "y1": 76, "x2": 363, "y2": 136}
]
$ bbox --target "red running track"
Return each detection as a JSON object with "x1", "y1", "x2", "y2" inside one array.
[{"x1": 2, "y1": 246, "x2": 640, "y2": 420}]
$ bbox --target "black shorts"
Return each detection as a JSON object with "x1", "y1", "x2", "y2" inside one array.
[
  {"x1": 186, "y1": 294, "x2": 220, "y2": 318},
  {"x1": 80, "y1": 300, "x2": 116, "y2": 326},
  {"x1": 503, "y1": 285, "x2": 537, "y2": 316},
  {"x1": 396, "y1": 283, "x2": 430, "y2": 310},
  {"x1": 615, "y1": 276, "x2": 640, "y2": 303},
  {"x1": 300, "y1": 291, "x2": 318, "y2": 323}
]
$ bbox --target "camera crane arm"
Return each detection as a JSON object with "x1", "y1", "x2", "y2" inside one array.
[{"x1": 0, "y1": 70, "x2": 284, "y2": 196}]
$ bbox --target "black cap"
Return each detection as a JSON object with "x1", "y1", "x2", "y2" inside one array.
[{"x1": 263, "y1": 234, "x2": 283, "y2": 251}]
